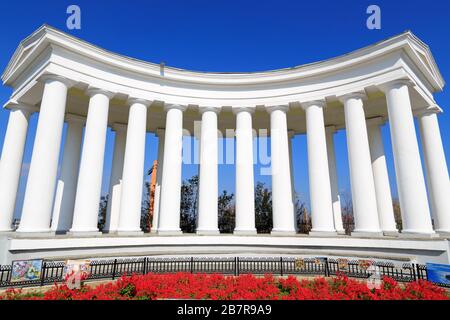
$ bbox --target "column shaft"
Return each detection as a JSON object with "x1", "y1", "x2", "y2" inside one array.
[
  {"x1": 51, "y1": 115, "x2": 84, "y2": 232},
  {"x1": 342, "y1": 94, "x2": 382, "y2": 235},
  {"x1": 233, "y1": 108, "x2": 256, "y2": 234},
  {"x1": 367, "y1": 118, "x2": 398, "y2": 235},
  {"x1": 117, "y1": 100, "x2": 149, "y2": 234},
  {"x1": 70, "y1": 89, "x2": 111, "y2": 235},
  {"x1": 104, "y1": 124, "x2": 127, "y2": 233},
  {"x1": 157, "y1": 105, "x2": 185, "y2": 234},
  {"x1": 382, "y1": 81, "x2": 434, "y2": 235},
  {"x1": 288, "y1": 131, "x2": 298, "y2": 232},
  {"x1": 0, "y1": 106, "x2": 32, "y2": 231},
  {"x1": 269, "y1": 106, "x2": 296, "y2": 235},
  {"x1": 303, "y1": 102, "x2": 336, "y2": 235},
  {"x1": 18, "y1": 76, "x2": 71, "y2": 233},
  {"x1": 418, "y1": 111, "x2": 450, "y2": 234},
  {"x1": 197, "y1": 108, "x2": 219, "y2": 234},
  {"x1": 325, "y1": 126, "x2": 345, "y2": 234},
  {"x1": 151, "y1": 129, "x2": 165, "y2": 233}
]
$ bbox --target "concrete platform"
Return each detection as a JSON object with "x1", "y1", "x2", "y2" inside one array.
[{"x1": 0, "y1": 233, "x2": 449, "y2": 265}]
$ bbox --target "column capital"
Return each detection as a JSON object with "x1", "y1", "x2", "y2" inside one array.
[
  {"x1": 6, "y1": 102, "x2": 38, "y2": 114},
  {"x1": 288, "y1": 130, "x2": 295, "y2": 138},
  {"x1": 378, "y1": 78, "x2": 415, "y2": 93},
  {"x1": 127, "y1": 97, "x2": 152, "y2": 107},
  {"x1": 325, "y1": 125, "x2": 337, "y2": 134},
  {"x1": 65, "y1": 113, "x2": 86, "y2": 125},
  {"x1": 413, "y1": 105, "x2": 441, "y2": 117},
  {"x1": 112, "y1": 122, "x2": 127, "y2": 132},
  {"x1": 232, "y1": 106, "x2": 255, "y2": 115},
  {"x1": 164, "y1": 103, "x2": 187, "y2": 112},
  {"x1": 266, "y1": 105, "x2": 289, "y2": 114},
  {"x1": 199, "y1": 106, "x2": 221, "y2": 114},
  {"x1": 39, "y1": 74, "x2": 76, "y2": 88},
  {"x1": 86, "y1": 86, "x2": 115, "y2": 99},
  {"x1": 300, "y1": 99, "x2": 326, "y2": 110},
  {"x1": 366, "y1": 116, "x2": 385, "y2": 127},
  {"x1": 337, "y1": 91, "x2": 367, "y2": 104},
  {"x1": 156, "y1": 128, "x2": 165, "y2": 137}
]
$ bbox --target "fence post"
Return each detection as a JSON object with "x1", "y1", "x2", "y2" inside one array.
[
  {"x1": 280, "y1": 257, "x2": 283, "y2": 277},
  {"x1": 416, "y1": 264, "x2": 421, "y2": 280},
  {"x1": 40, "y1": 262, "x2": 47, "y2": 287},
  {"x1": 112, "y1": 259, "x2": 118, "y2": 280},
  {"x1": 234, "y1": 257, "x2": 239, "y2": 276},
  {"x1": 190, "y1": 257, "x2": 194, "y2": 274},
  {"x1": 324, "y1": 258, "x2": 329, "y2": 277},
  {"x1": 411, "y1": 263, "x2": 417, "y2": 281},
  {"x1": 142, "y1": 257, "x2": 147, "y2": 275}
]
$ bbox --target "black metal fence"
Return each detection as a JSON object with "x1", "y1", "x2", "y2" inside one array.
[{"x1": 0, "y1": 256, "x2": 446, "y2": 289}]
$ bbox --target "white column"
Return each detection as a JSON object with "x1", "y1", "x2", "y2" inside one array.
[
  {"x1": 288, "y1": 130, "x2": 298, "y2": 232},
  {"x1": 268, "y1": 105, "x2": 296, "y2": 235},
  {"x1": 157, "y1": 104, "x2": 186, "y2": 234},
  {"x1": 18, "y1": 75, "x2": 73, "y2": 234},
  {"x1": 302, "y1": 101, "x2": 336, "y2": 236},
  {"x1": 151, "y1": 129, "x2": 165, "y2": 233},
  {"x1": 325, "y1": 126, "x2": 345, "y2": 234},
  {"x1": 0, "y1": 105, "x2": 34, "y2": 232},
  {"x1": 417, "y1": 109, "x2": 450, "y2": 235},
  {"x1": 197, "y1": 107, "x2": 220, "y2": 235},
  {"x1": 233, "y1": 107, "x2": 256, "y2": 235},
  {"x1": 340, "y1": 93, "x2": 382, "y2": 236},
  {"x1": 51, "y1": 114, "x2": 84, "y2": 232},
  {"x1": 366, "y1": 117, "x2": 398, "y2": 235},
  {"x1": 70, "y1": 88, "x2": 113, "y2": 235},
  {"x1": 104, "y1": 123, "x2": 127, "y2": 233},
  {"x1": 380, "y1": 80, "x2": 434, "y2": 236},
  {"x1": 117, "y1": 99, "x2": 150, "y2": 235}
]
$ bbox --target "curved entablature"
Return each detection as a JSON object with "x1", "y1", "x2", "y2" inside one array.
[{"x1": 1, "y1": 24, "x2": 445, "y2": 111}]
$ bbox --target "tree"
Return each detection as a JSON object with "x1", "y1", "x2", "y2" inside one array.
[
  {"x1": 392, "y1": 198, "x2": 402, "y2": 231},
  {"x1": 141, "y1": 180, "x2": 151, "y2": 232},
  {"x1": 255, "y1": 182, "x2": 272, "y2": 233},
  {"x1": 180, "y1": 175, "x2": 199, "y2": 233},
  {"x1": 341, "y1": 192, "x2": 354, "y2": 235},
  {"x1": 98, "y1": 194, "x2": 109, "y2": 231},
  {"x1": 218, "y1": 190, "x2": 235, "y2": 233},
  {"x1": 294, "y1": 193, "x2": 310, "y2": 233}
]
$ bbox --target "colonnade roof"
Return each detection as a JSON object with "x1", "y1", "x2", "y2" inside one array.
[
  {"x1": 3, "y1": 25, "x2": 444, "y2": 87},
  {"x1": 0, "y1": 25, "x2": 445, "y2": 133}
]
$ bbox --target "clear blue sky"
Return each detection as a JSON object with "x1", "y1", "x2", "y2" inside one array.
[{"x1": 0, "y1": 0, "x2": 449, "y2": 217}]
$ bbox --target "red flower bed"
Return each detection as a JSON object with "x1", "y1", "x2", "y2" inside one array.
[{"x1": 1, "y1": 273, "x2": 448, "y2": 300}]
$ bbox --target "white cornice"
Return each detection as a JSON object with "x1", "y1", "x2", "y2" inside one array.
[{"x1": 2, "y1": 25, "x2": 445, "y2": 92}]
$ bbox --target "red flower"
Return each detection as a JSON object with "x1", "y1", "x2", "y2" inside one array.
[{"x1": 1, "y1": 273, "x2": 448, "y2": 300}]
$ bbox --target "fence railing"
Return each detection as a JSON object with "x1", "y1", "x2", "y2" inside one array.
[{"x1": 0, "y1": 256, "x2": 445, "y2": 289}]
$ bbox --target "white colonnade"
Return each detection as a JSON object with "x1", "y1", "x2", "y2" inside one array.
[{"x1": 1, "y1": 28, "x2": 448, "y2": 240}]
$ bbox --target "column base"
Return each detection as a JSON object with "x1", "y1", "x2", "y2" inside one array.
[
  {"x1": 102, "y1": 230, "x2": 117, "y2": 234},
  {"x1": 351, "y1": 231, "x2": 384, "y2": 238},
  {"x1": 0, "y1": 230, "x2": 15, "y2": 237},
  {"x1": 157, "y1": 230, "x2": 183, "y2": 236},
  {"x1": 398, "y1": 231, "x2": 439, "y2": 239},
  {"x1": 270, "y1": 230, "x2": 297, "y2": 236},
  {"x1": 336, "y1": 229, "x2": 346, "y2": 235},
  {"x1": 196, "y1": 230, "x2": 220, "y2": 235},
  {"x1": 436, "y1": 231, "x2": 450, "y2": 238},
  {"x1": 13, "y1": 231, "x2": 56, "y2": 238},
  {"x1": 383, "y1": 230, "x2": 400, "y2": 237},
  {"x1": 116, "y1": 230, "x2": 144, "y2": 236},
  {"x1": 233, "y1": 229, "x2": 257, "y2": 236},
  {"x1": 66, "y1": 231, "x2": 102, "y2": 237},
  {"x1": 308, "y1": 231, "x2": 338, "y2": 237},
  {"x1": 150, "y1": 228, "x2": 158, "y2": 234}
]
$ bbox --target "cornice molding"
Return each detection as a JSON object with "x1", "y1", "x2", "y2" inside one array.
[{"x1": 2, "y1": 25, "x2": 444, "y2": 91}]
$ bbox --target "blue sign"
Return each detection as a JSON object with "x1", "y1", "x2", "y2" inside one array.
[{"x1": 426, "y1": 263, "x2": 450, "y2": 285}]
